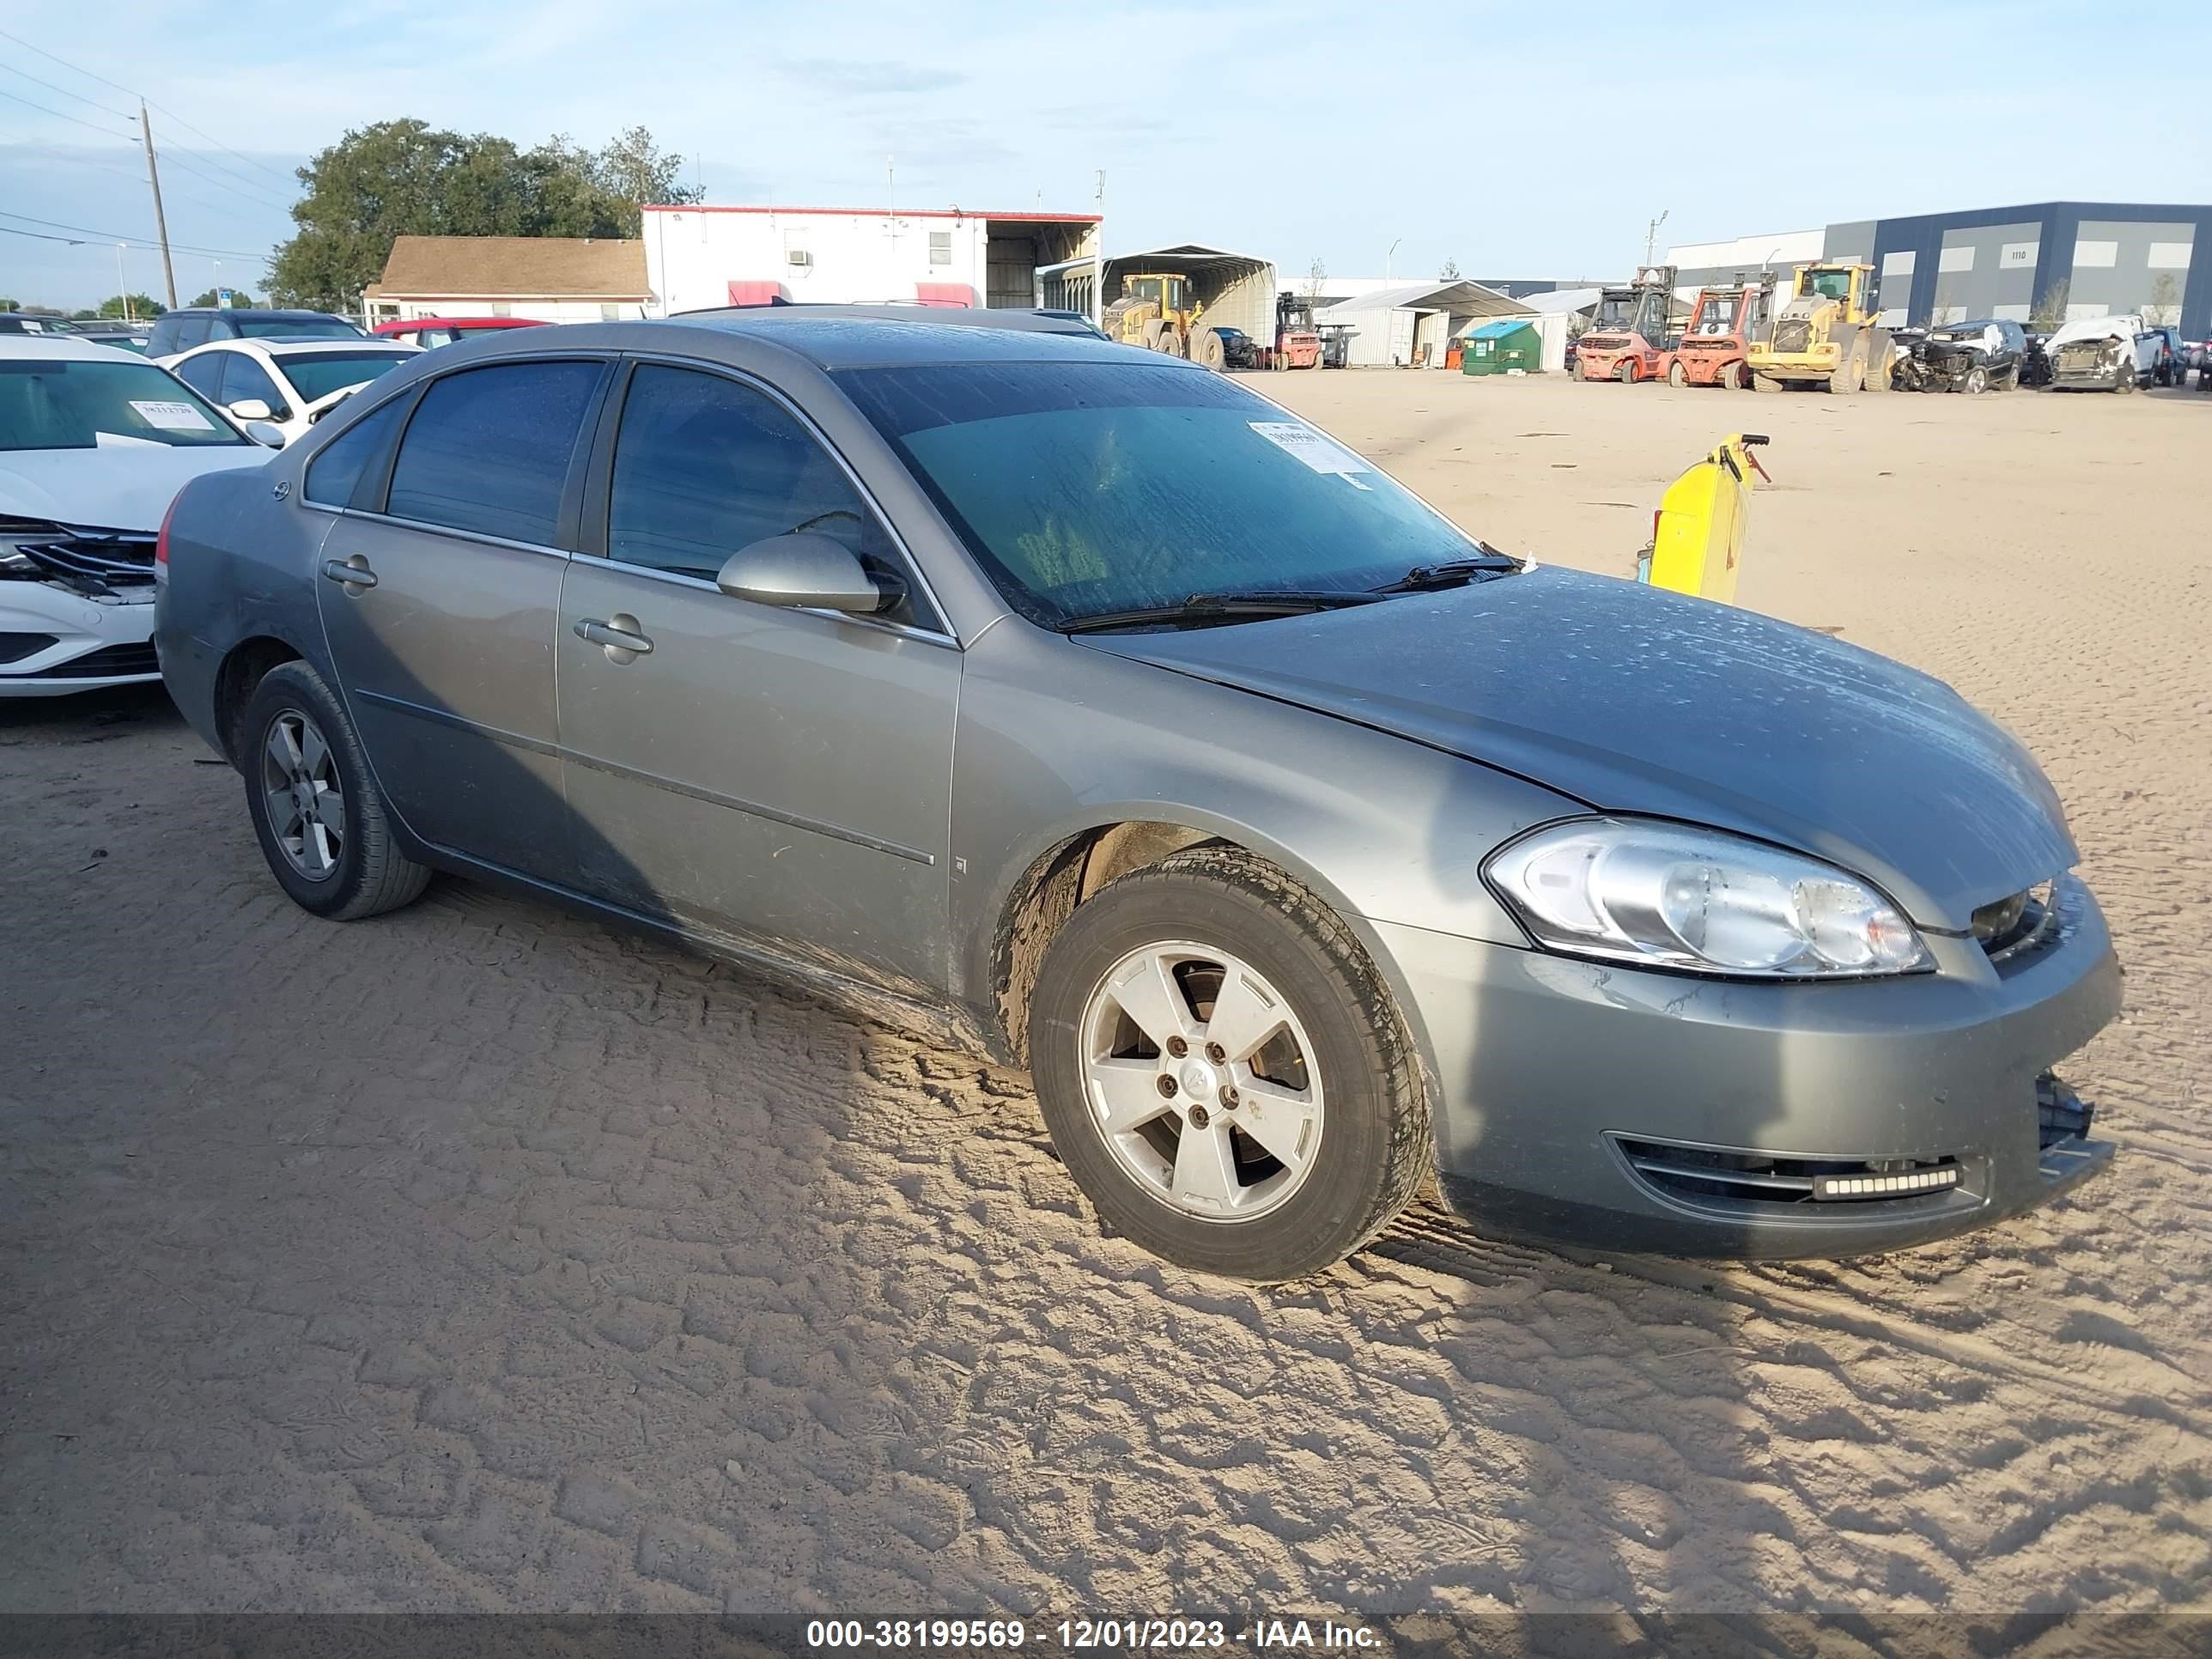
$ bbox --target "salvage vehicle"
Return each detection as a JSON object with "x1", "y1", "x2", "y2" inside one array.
[
  {"x1": 2018, "y1": 330, "x2": 2054, "y2": 387},
  {"x1": 2148, "y1": 326, "x2": 2186, "y2": 386},
  {"x1": 1906, "y1": 318, "x2": 2026, "y2": 393},
  {"x1": 1667, "y1": 276, "x2": 1776, "y2": 389},
  {"x1": 1209, "y1": 326, "x2": 1261, "y2": 370},
  {"x1": 1575, "y1": 265, "x2": 1678, "y2": 383},
  {"x1": 2045, "y1": 313, "x2": 2160, "y2": 392},
  {"x1": 156, "y1": 318, "x2": 2121, "y2": 1280},
  {"x1": 165, "y1": 338, "x2": 422, "y2": 448},
  {"x1": 1748, "y1": 263, "x2": 1893, "y2": 392},
  {"x1": 1, "y1": 337, "x2": 267, "y2": 695}
]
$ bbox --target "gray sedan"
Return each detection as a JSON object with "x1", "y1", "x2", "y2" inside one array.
[{"x1": 155, "y1": 317, "x2": 2119, "y2": 1280}]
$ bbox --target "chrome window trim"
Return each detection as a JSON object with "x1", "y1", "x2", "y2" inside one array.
[
  {"x1": 613, "y1": 350, "x2": 960, "y2": 646},
  {"x1": 568, "y1": 550, "x2": 959, "y2": 649},
  {"x1": 309, "y1": 504, "x2": 571, "y2": 562}
]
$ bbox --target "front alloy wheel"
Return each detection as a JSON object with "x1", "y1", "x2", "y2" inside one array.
[
  {"x1": 261, "y1": 709, "x2": 346, "y2": 880},
  {"x1": 1079, "y1": 942, "x2": 1324, "y2": 1221}
]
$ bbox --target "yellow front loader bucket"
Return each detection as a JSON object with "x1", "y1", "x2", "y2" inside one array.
[{"x1": 1637, "y1": 433, "x2": 1771, "y2": 605}]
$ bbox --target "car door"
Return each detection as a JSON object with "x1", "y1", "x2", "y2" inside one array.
[
  {"x1": 313, "y1": 356, "x2": 611, "y2": 880},
  {"x1": 556, "y1": 358, "x2": 960, "y2": 995}
]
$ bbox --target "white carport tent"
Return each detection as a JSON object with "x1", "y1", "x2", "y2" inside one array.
[
  {"x1": 1316, "y1": 280, "x2": 1534, "y2": 368},
  {"x1": 1038, "y1": 243, "x2": 1279, "y2": 343}
]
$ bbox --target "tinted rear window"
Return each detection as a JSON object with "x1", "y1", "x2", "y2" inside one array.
[
  {"x1": 233, "y1": 316, "x2": 364, "y2": 342},
  {"x1": 386, "y1": 361, "x2": 604, "y2": 544},
  {"x1": 305, "y1": 396, "x2": 408, "y2": 507}
]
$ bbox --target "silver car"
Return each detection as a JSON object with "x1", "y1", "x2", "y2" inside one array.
[{"x1": 155, "y1": 318, "x2": 2119, "y2": 1281}]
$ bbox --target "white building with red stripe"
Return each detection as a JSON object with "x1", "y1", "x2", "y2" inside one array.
[{"x1": 641, "y1": 204, "x2": 1101, "y2": 315}]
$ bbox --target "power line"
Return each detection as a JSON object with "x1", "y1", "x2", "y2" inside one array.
[
  {"x1": 1, "y1": 223, "x2": 95, "y2": 245},
  {"x1": 0, "y1": 26, "x2": 298, "y2": 195},
  {"x1": 156, "y1": 147, "x2": 295, "y2": 215},
  {"x1": 0, "y1": 210, "x2": 266, "y2": 260},
  {"x1": 0, "y1": 60, "x2": 137, "y2": 122},
  {"x1": 0, "y1": 84, "x2": 139, "y2": 143}
]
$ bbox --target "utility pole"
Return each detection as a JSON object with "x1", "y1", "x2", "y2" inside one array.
[
  {"x1": 138, "y1": 101, "x2": 178, "y2": 310},
  {"x1": 115, "y1": 244, "x2": 129, "y2": 319},
  {"x1": 1092, "y1": 168, "x2": 1105, "y2": 330},
  {"x1": 1644, "y1": 209, "x2": 1669, "y2": 269}
]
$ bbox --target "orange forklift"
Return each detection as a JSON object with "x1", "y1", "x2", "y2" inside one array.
[
  {"x1": 1575, "y1": 264, "x2": 1679, "y2": 383},
  {"x1": 1666, "y1": 273, "x2": 1778, "y2": 389},
  {"x1": 1271, "y1": 293, "x2": 1322, "y2": 369}
]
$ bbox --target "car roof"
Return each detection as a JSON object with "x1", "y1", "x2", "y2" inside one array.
[
  {"x1": 202, "y1": 337, "x2": 417, "y2": 357},
  {"x1": 0, "y1": 335, "x2": 148, "y2": 363},
  {"x1": 166, "y1": 307, "x2": 347, "y2": 319},
  {"x1": 648, "y1": 312, "x2": 1152, "y2": 369}
]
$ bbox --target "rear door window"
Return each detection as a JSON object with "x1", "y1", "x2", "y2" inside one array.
[
  {"x1": 305, "y1": 397, "x2": 408, "y2": 508},
  {"x1": 386, "y1": 360, "x2": 605, "y2": 545}
]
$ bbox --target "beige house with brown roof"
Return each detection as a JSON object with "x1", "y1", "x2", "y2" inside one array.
[{"x1": 363, "y1": 235, "x2": 653, "y2": 325}]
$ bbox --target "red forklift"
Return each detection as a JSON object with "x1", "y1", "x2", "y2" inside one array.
[
  {"x1": 1666, "y1": 273, "x2": 1778, "y2": 389},
  {"x1": 1271, "y1": 293, "x2": 1322, "y2": 369},
  {"x1": 1575, "y1": 264, "x2": 1679, "y2": 384}
]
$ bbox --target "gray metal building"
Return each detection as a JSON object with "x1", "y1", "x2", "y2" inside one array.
[{"x1": 1670, "y1": 202, "x2": 2208, "y2": 335}]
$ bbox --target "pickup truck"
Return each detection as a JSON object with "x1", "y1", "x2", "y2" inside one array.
[{"x1": 2045, "y1": 313, "x2": 2161, "y2": 392}]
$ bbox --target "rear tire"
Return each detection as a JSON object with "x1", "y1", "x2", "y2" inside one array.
[
  {"x1": 1028, "y1": 846, "x2": 1431, "y2": 1282},
  {"x1": 1721, "y1": 361, "x2": 1744, "y2": 391},
  {"x1": 240, "y1": 661, "x2": 430, "y2": 921},
  {"x1": 1615, "y1": 358, "x2": 1636, "y2": 384},
  {"x1": 1752, "y1": 371, "x2": 1781, "y2": 392}
]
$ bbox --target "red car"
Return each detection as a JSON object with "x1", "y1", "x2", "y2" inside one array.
[{"x1": 370, "y1": 316, "x2": 550, "y2": 349}]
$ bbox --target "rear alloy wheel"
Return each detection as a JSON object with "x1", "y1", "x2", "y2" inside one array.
[
  {"x1": 241, "y1": 660, "x2": 430, "y2": 921},
  {"x1": 1667, "y1": 359, "x2": 1686, "y2": 388},
  {"x1": 1029, "y1": 846, "x2": 1430, "y2": 1280}
]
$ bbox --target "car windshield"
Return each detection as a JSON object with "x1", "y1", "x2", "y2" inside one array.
[
  {"x1": 277, "y1": 349, "x2": 415, "y2": 403},
  {"x1": 837, "y1": 361, "x2": 1486, "y2": 628},
  {"x1": 0, "y1": 356, "x2": 247, "y2": 451},
  {"x1": 1591, "y1": 295, "x2": 1638, "y2": 330},
  {"x1": 234, "y1": 316, "x2": 363, "y2": 341}
]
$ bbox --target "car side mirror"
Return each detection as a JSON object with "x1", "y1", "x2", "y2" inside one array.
[
  {"x1": 243, "y1": 421, "x2": 287, "y2": 448},
  {"x1": 228, "y1": 398, "x2": 274, "y2": 422},
  {"x1": 715, "y1": 532, "x2": 899, "y2": 615}
]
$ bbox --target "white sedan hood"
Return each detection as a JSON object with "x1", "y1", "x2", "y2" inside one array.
[{"x1": 0, "y1": 444, "x2": 269, "y2": 533}]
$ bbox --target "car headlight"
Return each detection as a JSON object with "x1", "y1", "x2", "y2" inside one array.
[{"x1": 1485, "y1": 817, "x2": 1931, "y2": 979}]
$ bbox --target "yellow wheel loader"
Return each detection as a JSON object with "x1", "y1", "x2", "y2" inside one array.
[
  {"x1": 1747, "y1": 263, "x2": 1893, "y2": 393},
  {"x1": 1100, "y1": 272, "x2": 1225, "y2": 369}
]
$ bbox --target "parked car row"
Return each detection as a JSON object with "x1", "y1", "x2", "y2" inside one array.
[{"x1": 1890, "y1": 313, "x2": 2199, "y2": 394}]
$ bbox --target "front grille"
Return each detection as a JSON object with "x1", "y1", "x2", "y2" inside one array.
[
  {"x1": 1975, "y1": 879, "x2": 2060, "y2": 964},
  {"x1": 1771, "y1": 319, "x2": 1813, "y2": 353},
  {"x1": 2055, "y1": 343, "x2": 2111, "y2": 373},
  {"x1": 1615, "y1": 1135, "x2": 1962, "y2": 1210},
  {"x1": 0, "y1": 630, "x2": 58, "y2": 664},
  {"x1": 3, "y1": 526, "x2": 157, "y2": 594},
  {"x1": 41, "y1": 641, "x2": 159, "y2": 678}
]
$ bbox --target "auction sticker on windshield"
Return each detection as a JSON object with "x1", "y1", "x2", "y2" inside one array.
[
  {"x1": 1249, "y1": 421, "x2": 1374, "y2": 488},
  {"x1": 129, "y1": 400, "x2": 216, "y2": 432}
]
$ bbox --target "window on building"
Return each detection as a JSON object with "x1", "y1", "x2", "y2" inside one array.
[
  {"x1": 929, "y1": 231, "x2": 952, "y2": 267},
  {"x1": 490, "y1": 302, "x2": 513, "y2": 317},
  {"x1": 386, "y1": 360, "x2": 605, "y2": 544},
  {"x1": 600, "y1": 304, "x2": 620, "y2": 322}
]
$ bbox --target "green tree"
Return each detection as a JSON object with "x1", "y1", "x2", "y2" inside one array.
[
  {"x1": 1439, "y1": 258, "x2": 1461, "y2": 281},
  {"x1": 267, "y1": 118, "x2": 701, "y2": 310},
  {"x1": 90, "y1": 294, "x2": 165, "y2": 319},
  {"x1": 0, "y1": 298, "x2": 17, "y2": 312},
  {"x1": 189, "y1": 288, "x2": 259, "y2": 308}
]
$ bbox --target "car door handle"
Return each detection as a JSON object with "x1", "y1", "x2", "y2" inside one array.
[
  {"x1": 574, "y1": 617, "x2": 653, "y2": 656},
  {"x1": 321, "y1": 557, "x2": 377, "y2": 590}
]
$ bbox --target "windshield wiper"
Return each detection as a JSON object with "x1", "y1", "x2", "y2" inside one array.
[
  {"x1": 1369, "y1": 549, "x2": 1524, "y2": 594},
  {"x1": 1057, "y1": 589, "x2": 1385, "y2": 635}
]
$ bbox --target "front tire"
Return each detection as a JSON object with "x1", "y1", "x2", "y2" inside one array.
[
  {"x1": 241, "y1": 661, "x2": 429, "y2": 921},
  {"x1": 1028, "y1": 847, "x2": 1431, "y2": 1281},
  {"x1": 1667, "y1": 359, "x2": 1686, "y2": 388}
]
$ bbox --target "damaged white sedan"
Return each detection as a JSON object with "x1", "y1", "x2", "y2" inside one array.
[
  {"x1": 1, "y1": 337, "x2": 266, "y2": 696},
  {"x1": 2044, "y1": 313, "x2": 2160, "y2": 393}
]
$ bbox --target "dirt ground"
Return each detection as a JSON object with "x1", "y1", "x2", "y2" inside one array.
[{"x1": 3, "y1": 371, "x2": 2208, "y2": 1620}]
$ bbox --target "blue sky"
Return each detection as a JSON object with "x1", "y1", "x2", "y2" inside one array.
[{"x1": 4, "y1": 1, "x2": 2209, "y2": 309}]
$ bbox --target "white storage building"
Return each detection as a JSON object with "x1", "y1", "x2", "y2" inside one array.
[
  {"x1": 642, "y1": 204, "x2": 1101, "y2": 314},
  {"x1": 1316, "y1": 281, "x2": 1534, "y2": 368}
]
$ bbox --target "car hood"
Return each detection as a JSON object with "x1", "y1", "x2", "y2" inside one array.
[
  {"x1": 1082, "y1": 568, "x2": 2075, "y2": 929},
  {"x1": 0, "y1": 444, "x2": 267, "y2": 532}
]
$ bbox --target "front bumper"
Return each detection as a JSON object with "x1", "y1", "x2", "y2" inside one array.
[
  {"x1": 1371, "y1": 875, "x2": 2121, "y2": 1258},
  {"x1": 0, "y1": 585, "x2": 160, "y2": 696}
]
